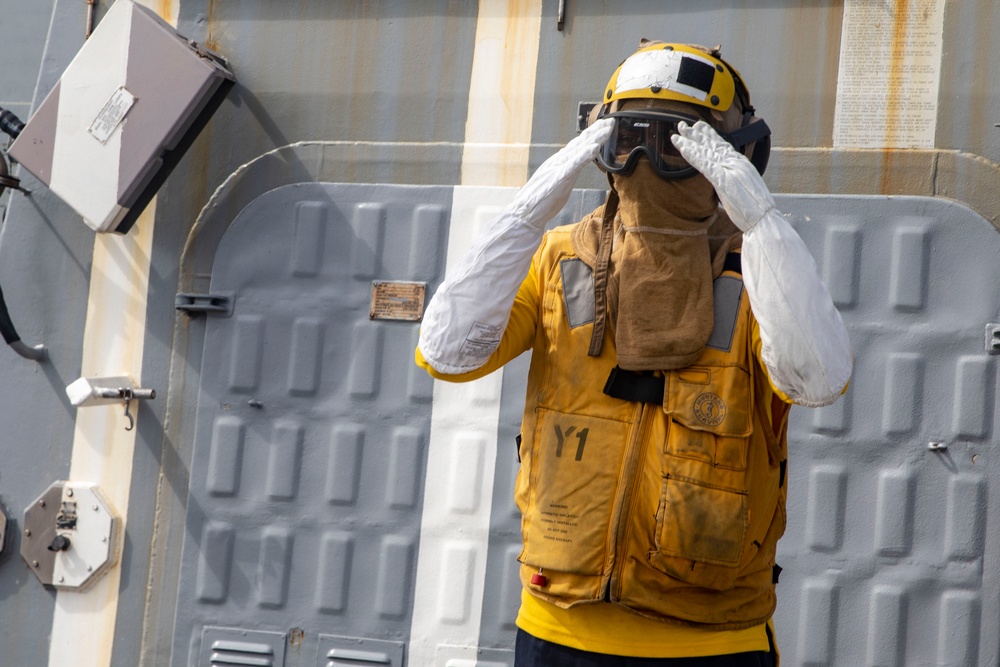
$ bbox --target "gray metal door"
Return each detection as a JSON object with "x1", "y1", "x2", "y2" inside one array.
[
  {"x1": 769, "y1": 195, "x2": 1000, "y2": 667},
  {"x1": 170, "y1": 183, "x2": 452, "y2": 667}
]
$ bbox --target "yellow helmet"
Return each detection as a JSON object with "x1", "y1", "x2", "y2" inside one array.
[
  {"x1": 595, "y1": 40, "x2": 771, "y2": 175},
  {"x1": 602, "y1": 42, "x2": 741, "y2": 113}
]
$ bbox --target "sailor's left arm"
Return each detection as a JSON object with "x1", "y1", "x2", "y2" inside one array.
[{"x1": 672, "y1": 120, "x2": 852, "y2": 407}]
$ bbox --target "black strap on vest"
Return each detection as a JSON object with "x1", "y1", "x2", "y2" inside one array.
[
  {"x1": 603, "y1": 366, "x2": 664, "y2": 404},
  {"x1": 722, "y1": 251, "x2": 742, "y2": 276}
]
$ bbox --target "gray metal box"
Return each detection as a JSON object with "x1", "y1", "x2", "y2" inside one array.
[{"x1": 8, "y1": 0, "x2": 234, "y2": 234}]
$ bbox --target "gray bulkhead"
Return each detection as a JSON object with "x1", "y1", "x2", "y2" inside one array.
[{"x1": 0, "y1": 1, "x2": 997, "y2": 666}]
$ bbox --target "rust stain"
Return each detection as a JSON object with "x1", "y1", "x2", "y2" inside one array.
[
  {"x1": 501, "y1": 0, "x2": 538, "y2": 146},
  {"x1": 288, "y1": 627, "x2": 305, "y2": 652},
  {"x1": 330, "y1": 3, "x2": 379, "y2": 152},
  {"x1": 880, "y1": 0, "x2": 910, "y2": 193},
  {"x1": 189, "y1": 0, "x2": 219, "y2": 207},
  {"x1": 204, "y1": 0, "x2": 220, "y2": 53},
  {"x1": 500, "y1": 0, "x2": 542, "y2": 185},
  {"x1": 154, "y1": 0, "x2": 172, "y2": 22}
]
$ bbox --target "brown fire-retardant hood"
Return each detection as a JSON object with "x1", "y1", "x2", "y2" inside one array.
[
  {"x1": 571, "y1": 163, "x2": 742, "y2": 370},
  {"x1": 573, "y1": 94, "x2": 743, "y2": 370}
]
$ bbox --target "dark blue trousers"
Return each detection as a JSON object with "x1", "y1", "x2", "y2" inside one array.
[{"x1": 514, "y1": 629, "x2": 777, "y2": 667}]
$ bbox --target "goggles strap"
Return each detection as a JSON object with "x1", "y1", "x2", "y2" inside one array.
[
  {"x1": 726, "y1": 117, "x2": 771, "y2": 149},
  {"x1": 588, "y1": 188, "x2": 620, "y2": 357}
]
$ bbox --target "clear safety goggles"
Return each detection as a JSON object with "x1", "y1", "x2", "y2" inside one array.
[{"x1": 596, "y1": 110, "x2": 706, "y2": 180}]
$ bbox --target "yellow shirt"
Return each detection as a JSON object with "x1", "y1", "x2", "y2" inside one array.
[{"x1": 517, "y1": 590, "x2": 771, "y2": 658}]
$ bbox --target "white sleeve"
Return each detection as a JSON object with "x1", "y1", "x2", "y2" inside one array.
[
  {"x1": 671, "y1": 120, "x2": 852, "y2": 406},
  {"x1": 417, "y1": 211, "x2": 541, "y2": 375},
  {"x1": 742, "y1": 210, "x2": 852, "y2": 407},
  {"x1": 418, "y1": 118, "x2": 615, "y2": 375}
]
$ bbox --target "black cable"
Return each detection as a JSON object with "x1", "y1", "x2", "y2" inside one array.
[
  {"x1": 0, "y1": 283, "x2": 22, "y2": 345},
  {"x1": 0, "y1": 107, "x2": 24, "y2": 140}
]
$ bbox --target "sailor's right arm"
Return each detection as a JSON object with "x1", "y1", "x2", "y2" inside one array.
[
  {"x1": 415, "y1": 260, "x2": 540, "y2": 382},
  {"x1": 416, "y1": 118, "x2": 613, "y2": 378}
]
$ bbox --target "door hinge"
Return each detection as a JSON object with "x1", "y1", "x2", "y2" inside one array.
[
  {"x1": 987, "y1": 323, "x2": 1000, "y2": 355},
  {"x1": 175, "y1": 292, "x2": 233, "y2": 317}
]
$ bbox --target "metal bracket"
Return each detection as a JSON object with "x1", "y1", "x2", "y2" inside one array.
[
  {"x1": 577, "y1": 102, "x2": 599, "y2": 133},
  {"x1": 175, "y1": 291, "x2": 234, "y2": 317},
  {"x1": 986, "y1": 323, "x2": 1000, "y2": 355},
  {"x1": 187, "y1": 39, "x2": 231, "y2": 70},
  {"x1": 21, "y1": 482, "x2": 119, "y2": 590},
  {"x1": 65, "y1": 376, "x2": 156, "y2": 431}
]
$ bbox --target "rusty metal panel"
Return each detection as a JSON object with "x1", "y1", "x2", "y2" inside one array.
[
  {"x1": 164, "y1": 1, "x2": 481, "y2": 197},
  {"x1": 529, "y1": 2, "x2": 844, "y2": 187}
]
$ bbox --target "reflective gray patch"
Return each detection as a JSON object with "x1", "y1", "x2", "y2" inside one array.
[
  {"x1": 560, "y1": 258, "x2": 595, "y2": 329},
  {"x1": 706, "y1": 276, "x2": 744, "y2": 351}
]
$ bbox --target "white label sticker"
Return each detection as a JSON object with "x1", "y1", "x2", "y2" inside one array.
[
  {"x1": 88, "y1": 87, "x2": 136, "y2": 144},
  {"x1": 460, "y1": 321, "x2": 504, "y2": 359},
  {"x1": 833, "y1": 0, "x2": 945, "y2": 149}
]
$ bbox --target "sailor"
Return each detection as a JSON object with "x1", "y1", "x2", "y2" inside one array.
[{"x1": 417, "y1": 40, "x2": 851, "y2": 666}]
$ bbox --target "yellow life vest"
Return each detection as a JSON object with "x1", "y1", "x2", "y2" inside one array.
[{"x1": 515, "y1": 226, "x2": 789, "y2": 630}]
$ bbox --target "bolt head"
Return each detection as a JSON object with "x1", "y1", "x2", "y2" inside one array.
[
  {"x1": 24, "y1": 529, "x2": 31, "y2": 536},
  {"x1": 32, "y1": 560, "x2": 38, "y2": 567}
]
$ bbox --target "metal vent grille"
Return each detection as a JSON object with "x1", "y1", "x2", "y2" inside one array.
[
  {"x1": 326, "y1": 648, "x2": 391, "y2": 666},
  {"x1": 318, "y1": 635, "x2": 403, "y2": 667},
  {"x1": 209, "y1": 640, "x2": 274, "y2": 667},
  {"x1": 200, "y1": 627, "x2": 285, "y2": 667}
]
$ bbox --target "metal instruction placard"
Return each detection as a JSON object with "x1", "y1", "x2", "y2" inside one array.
[{"x1": 369, "y1": 281, "x2": 426, "y2": 321}]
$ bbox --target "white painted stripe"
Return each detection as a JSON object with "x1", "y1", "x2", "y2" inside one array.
[
  {"x1": 46, "y1": 4, "x2": 175, "y2": 664},
  {"x1": 47, "y1": 202, "x2": 156, "y2": 667},
  {"x1": 48, "y1": 0, "x2": 134, "y2": 230},
  {"x1": 459, "y1": 4, "x2": 542, "y2": 188},
  {"x1": 407, "y1": 6, "x2": 543, "y2": 662},
  {"x1": 833, "y1": 0, "x2": 945, "y2": 149},
  {"x1": 407, "y1": 186, "x2": 519, "y2": 666}
]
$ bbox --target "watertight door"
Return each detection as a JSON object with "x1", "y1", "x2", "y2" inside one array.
[
  {"x1": 774, "y1": 195, "x2": 1000, "y2": 667},
  {"x1": 169, "y1": 183, "x2": 453, "y2": 666}
]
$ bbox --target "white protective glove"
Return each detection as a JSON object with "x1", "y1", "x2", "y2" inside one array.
[
  {"x1": 419, "y1": 118, "x2": 615, "y2": 375},
  {"x1": 672, "y1": 121, "x2": 852, "y2": 406}
]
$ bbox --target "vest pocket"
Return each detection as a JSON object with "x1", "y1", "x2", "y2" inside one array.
[
  {"x1": 663, "y1": 364, "x2": 753, "y2": 470},
  {"x1": 649, "y1": 474, "x2": 749, "y2": 590},
  {"x1": 520, "y1": 408, "x2": 630, "y2": 575}
]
